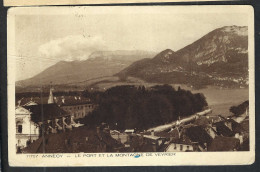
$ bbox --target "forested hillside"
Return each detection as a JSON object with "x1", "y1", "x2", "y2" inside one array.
[{"x1": 80, "y1": 85, "x2": 208, "y2": 130}]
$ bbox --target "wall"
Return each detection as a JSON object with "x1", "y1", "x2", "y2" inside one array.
[
  {"x1": 61, "y1": 103, "x2": 95, "y2": 119},
  {"x1": 166, "y1": 143, "x2": 194, "y2": 152},
  {"x1": 15, "y1": 106, "x2": 40, "y2": 149}
]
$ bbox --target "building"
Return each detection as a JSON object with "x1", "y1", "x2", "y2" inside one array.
[
  {"x1": 23, "y1": 103, "x2": 74, "y2": 135},
  {"x1": 58, "y1": 96, "x2": 96, "y2": 119},
  {"x1": 17, "y1": 88, "x2": 96, "y2": 120},
  {"x1": 208, "y1": 136, "x2": 240, "y2": 151},
  {"x1": 165, "y1": 140, "x2": 194, "y2": 152},
  {"x1": 22, "y1": 126, "x2": 123, "y2": 153},
  {"x1": 15, "y1": 106, "x2": 40, "y2": 153}
]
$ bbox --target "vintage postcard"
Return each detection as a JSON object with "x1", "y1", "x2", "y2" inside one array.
[
  {"x1": 4, "y1": 0, "x2": 229, "y2": 7},
  {"x1": 8, "y1": 6, "x2": 255, "y2": 166}
]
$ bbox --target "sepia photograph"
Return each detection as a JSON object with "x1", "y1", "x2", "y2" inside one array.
[{"x1": 8, "y1": 6, "x2": 255, "y2": 166}]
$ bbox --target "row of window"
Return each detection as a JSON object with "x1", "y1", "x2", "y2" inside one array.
[
  {"x1": 173, "y1": 144, "x2": 190, "y2": 151},
  {"x1": 63, "y1": 104, "x2": 94, "y2": 111},
  {"x1": 73, "y1": 112, "x2": 85, "y2": 118}
]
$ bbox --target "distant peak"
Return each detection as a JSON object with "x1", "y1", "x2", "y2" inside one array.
[
  {"x1": 219, "y1": 25, "x2": 248, "y2": 36},
  {"x1": 153, "y1": 49, "x2": 175, "y2": 63},
  {"x1": 162, "y1": 49, "x2": 175, "y2": 53}
]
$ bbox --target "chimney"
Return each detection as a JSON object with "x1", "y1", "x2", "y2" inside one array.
[
  {"x1": 151, "y1": 130, "x2": 155, "y2": 136},
  {"x1": 54, "y1": 97, "x2": 58, "y2": 103},
  {"x1": 48, "y1": 87, "x2": 54, "y2": 104}
]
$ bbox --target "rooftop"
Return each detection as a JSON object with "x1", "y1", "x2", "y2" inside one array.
[
  {"x1": 23, "y1": 104, "x2": 69, "y2": 123},
  {"x1": 208, "y1": 136, "x2": 240, "y2": 151},
  {"x1": 23, "y1": 126, "x2": 123, "y2": 153},
  {"x1": 17, "y1": 96, "x2": 92, "y2": 107}
]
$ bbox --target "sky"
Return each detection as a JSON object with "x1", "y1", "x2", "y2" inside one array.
[{"x1": 11, "y1": 7, "x2": 249, "y2": 81}]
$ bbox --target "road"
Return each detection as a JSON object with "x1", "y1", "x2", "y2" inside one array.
[{"x1": 147, "y1": 109, "x2": 212, "y2": 132}]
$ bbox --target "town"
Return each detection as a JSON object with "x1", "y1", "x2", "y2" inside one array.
[{"x1": 15, "y1": 85, "x2": 249, "y2": 153}]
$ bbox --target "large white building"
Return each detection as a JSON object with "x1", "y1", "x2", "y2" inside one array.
[{"x1": 15, "y1": 106, "x2": 40, "y2": 152}]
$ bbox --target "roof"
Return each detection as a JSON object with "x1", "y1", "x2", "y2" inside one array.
[
  {"x1": 24, "y1": 104, "x2": 69, "y2": 123},
  {"x1": 183, "y1": 125, "x2": 213, "y2": 145},
  {"x1": 193, "y1": 116, "x2": 211, "y2": 126},
  {"x1": 125, "y1": 129, "x2": 135, "y2": 133},
  {"x1": 23, "y1": 126, "x2": 123, "y2": 153},
  {"x1": 57, "y1": 96, "x2": 92, "y2": 106},
  {"x1": 15, "y1": 106, "x2": 31, "y2": 115},
  {"x1": 155, "y1": 128, "x2": 179, "y2": 139},
  {"x1": 213, "y1": 121, "x2": 234, "y2": 137},
  {"x1": 227, "y1": 119, "x2": 245, "y2": 134},
  {"x1": 240, "y1": 119, "x2": 249, "y2": 133},
  {"x1": 208, "y1": 136, "x2": 240, "y2": 151},
  {"x1": 170, "y1": 138, "x2": 193, "y2": 145},
  {"x1": 142, "y1": 134, "x2": 161, "y2": 140},
  {"x1": 18, "y1": 96, "x2": 91, "y2": 107}
]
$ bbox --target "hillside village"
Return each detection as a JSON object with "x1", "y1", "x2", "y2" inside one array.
[{"x1": 15, "y1": 87, "x2": 249, "y2": 153}]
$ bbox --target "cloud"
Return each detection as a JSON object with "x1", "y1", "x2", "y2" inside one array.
[{"x1": 39, "y1": 35, "x2": 107, "y2": 61}]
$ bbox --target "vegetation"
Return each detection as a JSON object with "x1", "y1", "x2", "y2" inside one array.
[
  {"x1": 80, "y1": 85, "x2": 208, "y2": 131},
  {"x1": 16, "y1": 91, "x2": 83, "y2": 100},
  {"x1": 229, "y1": 100, "x2": 249, "y2": 116}
]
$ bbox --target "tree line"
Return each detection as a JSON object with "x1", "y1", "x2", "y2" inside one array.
[
  {"x1": 229, "y1": 100, "x2": 249, "y2": 116},
  {"x1": 80, "y1": 84, "x2": 208, "y2": 131}
]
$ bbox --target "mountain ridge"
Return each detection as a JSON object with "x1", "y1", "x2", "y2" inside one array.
[
  {"x1": 16, "y1": 50, "x2": 156, "y2": 87},
  {"x1": 117, "y1": 25, "x2": 248, "y2": 88}
]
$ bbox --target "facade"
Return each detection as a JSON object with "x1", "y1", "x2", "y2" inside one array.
[
  {"x1": 165, "y1": 142, "x2": 194, "y2": 152},
  {"x1": 60, "y1": 103, "x2": 95, "y2": 119},
  {"x1": 15, "y1": 106, "x2": 40, "y2": 152}
]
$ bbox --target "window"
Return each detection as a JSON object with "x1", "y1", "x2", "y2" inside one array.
[
  {"x1": 17, "y1": 124, "x2": 23, "y2": 133},
  {"x1": 180, "y1": 145, "x2": 183, "y2": 151},
  {"x1": 174, "y1": 144, "x2": 176, "y2": 149},
  {"x1": 187, "y1": 146, "x2": 189, "y2": 150}
]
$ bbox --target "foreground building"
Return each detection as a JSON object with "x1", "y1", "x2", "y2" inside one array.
[
  {"x1": 22, "y1": 126, "x2": 123, "y2": 153},
  {"x1": 15, "y1": 106, "x2": 40, "y2": 152}
]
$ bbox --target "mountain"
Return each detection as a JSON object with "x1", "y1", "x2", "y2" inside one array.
[
  {"x1": 117, "y1": 26, "x2": 248, "y2": 88},
  {"x1": 16, "y1": 50, "x2": 156, "y2": 87}
]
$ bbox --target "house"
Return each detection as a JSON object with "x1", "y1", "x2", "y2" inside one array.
[
  {"x1": 110, "y1": 130, "x2": 128, "y2": 144},
  {"x1": 15, "y1": 106, "x2": 40, "y2": 153},
  {"x1": 165, "y1": 139, "x2": 194, "y2": 152},
  {"x1": 22, "y1": 126, "x2": 123, "y2": 153},
  {"x1": 23, "y1": 103, "x2": 72, "y2": 135},
  {"x1": 213, "y1": 121, "x2": 234, "y2": 137},
  {"x1": 17, "y1": 87, "x2": 96, "y2": 120},
  {"x1": 182, "y1": 125, "x2": 213, "y2": 151},
  {"x1": 155, "y1": 128, "x2": 180, "y2": 141},
  {"x1": 208, "y1": 136, "x2": 240, "y2": 151},
  {"x1": 165, "y1": 125, "x2": 213, "y2": 152},
  {"x1": 58, "y1": 96, "x2": 96, "y2": 119}
]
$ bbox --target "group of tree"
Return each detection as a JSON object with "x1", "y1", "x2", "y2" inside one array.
[
  {"x1": 80, "y1": 84, "x2": 208, "y2": 131},
  {"x1": 16, "y1": 91, "x2": 83, "y2": 100},
  {"x1": 229, "y1": 100, "x2": 249, "y2": 116}
]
